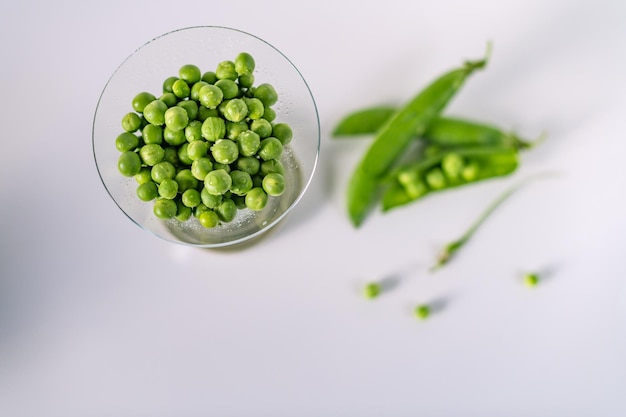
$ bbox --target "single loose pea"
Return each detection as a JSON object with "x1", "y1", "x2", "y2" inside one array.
[
  {"x1": 163, "y1": 126, "x2": 186, "y2": 146},
  {"x1": 236, "y1": 156, "x2": 261, "y2": 175},
  {"x1": 211, "y1": 139, "x2": 239, "y2": 164},
  {"x1": 182, "y1": 188, "x2": 201, "y2": 208},
  {"x1": 425, "y1": 168, "x2": 447, "y2": 189},
  {"x1": 363, "y1": 282, "x2": 381, "y2": 299},
  {"x1": 172, "y1": 79, "x2": 191, "y2": 99},
  {"x1": 201, "y1": 71, "x2": 217, "y2": 84},
  {"x1": 121, "y1": 112, "x2": 142, "y2": 132},
  {"x1": 132, "y1": 92, "x2": 156, "y2": 113},
  {"x1": 134, "y1": 167, "x2": 152, "y2": 184},
  {"x1": 142, "y1": 99, "x2": 168, "y2": 126},
  {"x1": 204, "y1": 169, "x2": 232, "y2": 195},
  {"x1": 215, "y1": 60, "x2": 238, "y2": 81},
  {"x1": 223, "y1": 98, "x2": 248, "y2": 122},
  {"x1": 260, "y1": 159, "x2": 285, "y2": 176},
  {"x1": 226, "y1": 121, "x2": 248, "y2": 140},
  {"x1": 254, "y1": 83, "x2": 278, "y2": 107},
  {"x1": 201, "y1": 116, "x2": 226, "y2": 142},
  {"x1": 199, "y1": 84, "x2": 224, "y2": 109},
  {"x1": 179, "y1": 64, "x2": 202, "y2": 84},
  {"x1": 238, "y1": 74, "x2": 254, "y2": 89},
  {"x1": 177, "y1": 143, "x2": 193, "y2": 165},
  {"x1": 272, "y1": 123, "x2": 293, "y2": 145},
  {"x1": 118, "y1": 151, "x2": 142, "y2": 177},
  {"x1": 139, "y1": 143, "x2": 165, "y2": 166},
  {"x1": 162, "y1": 76, "x2": 178, "y2": 93},
  {"x1": 191, "y1": 157, "x2": 213, "y2": 180},
  {"x1": 215, "y1": 79, "x2": 239, "y2": 99},
  {"x1": 245, "y1": 187, "x2": 268, "y2": 211},
  {"x1": 216, "y1": 198, "x2": 237, "y2": 222},
  {"x1": 115, "y1": 132, "x2": 139, "y2": 152},
  {"x1": 229, "y1": 170, "x2": 253, "y2": 196},
  {"x1": 262, "y1": 172, "x2": 286, "y2": 196},
  {"x1": 164, "y1": 106, "x2": 189, "y2": 132},
  {"x1": 258, "y1": 137, "x2": 283, "y2": 161},
  {"x1": 243, "y1": 97, "x2": 264, "y2": 120},
  {"x1": 235, "y1": 52, "x2": 255, "y2": 76},
  {"x1": 250, "y1": 118, "x2": 273, "y2": 138},
  {"x1": 198, "y1": 210, "x2": 220, "y2": 228},
  {"x1": 158, "y1": 178, "x2": 178, "y2": 199},
  {"x1": 177, "y1": 100, "x2": 198, "y2": 120},
  {"x1": 163, "y1": 146, "x2": 179, "y2": 166},
  {"x1": 200, "y1": 187, "x2": 222, "y2": 208},
  {"x1": 142, "y1": 123, "x2": 163, "y2": 145},
  {"x1": 153, "y1": 198, "x2": 177, "y2": 219},
  {"x1": 237, "y1": 130, "x2": 261, "y2": 156},
  {"x1": 175, "y1": 169, "x2": 198, "y2": 192},
  {"x1": 159, "y1": 92, "x2": 177, "y2": 107},
  {"x1": 524, "y1": 273, "x2": 540, "y2": 287},
  {"x1": 262, "y1": 106, "x2": 276, "y2": 122},
  {"x1": 187, "y1": 140, "x2": 208, "y2": 161},
  {"x1": 414, "y1": 305, "x2": 431, "y2": 320},
  {"x1": 136, "y1": 181, "x2": 158, "y2": 201},
  {"x1": 150, "y1": 161, "x2": 176, "y2": 183},
  {"x1": 175, "y1": 200, "x2": 192, "y2": 222}
]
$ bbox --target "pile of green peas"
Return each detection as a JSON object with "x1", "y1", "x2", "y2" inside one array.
[{"x1": 115, "y1": 52, "x2": 294, "y2": 228}]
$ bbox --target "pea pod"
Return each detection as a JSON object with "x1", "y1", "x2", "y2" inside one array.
[
  {"x1": 347, "y1": 47, "x2": 490, "y2": 227},
  {"x1": 381, "y1": 146, "x2": 519, "y2": 211},
  {"x1": 333, "y1": 107, "x2": 535, "y2": 150}
]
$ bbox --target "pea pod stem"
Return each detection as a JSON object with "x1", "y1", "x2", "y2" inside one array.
[
  {"x1": 347, "y1": 45, "x2": 490, "y2": 227},
  {"x1": 430, "y1": 172, "x2": 557, "y2": 272}
]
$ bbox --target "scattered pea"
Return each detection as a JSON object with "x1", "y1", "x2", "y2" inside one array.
[
  {"x1": 363, "y1": 282, "x2": 381, "y2": 299},
  {"x1": 414, "y1": 305, "x2": 431, "y2": 320},
  {"x1": 524, "y1": 273, "x2": 540, "y2": 287},
  {"x1": 179, "y1": 64, "x2": 201, "y2": 84}
]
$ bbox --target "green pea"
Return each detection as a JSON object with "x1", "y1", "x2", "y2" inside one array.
[
  {"x1": 139, "y1": 143, "x2": 165, "y2": 166},
  {"x1": 162, "y1": 76, "x2": 178, "y2": 93},
  {"x1": 235, "y1": 52, "x2": 255, "y2": 76},
  {"x1": 132, "y1": 92, "x2": 156, "y2": 113},
  {"x1": 121, "y1": 112, "x2": 142, "y2": 132},
  {"x1": 136, "y1": 181, "x2": 158, "y2": 201},
  {"x1": 190, "y1": 81, "x2": 209, "y2": 101},
  {"x1": 262, "y1": 172, "x2": 286, "y2": 196},
  {"x1": 164, "y1": 106, "x2": 189, "y2": 132},
  {"x1": 236, "y1": 156, "x2": 260, "y2": 175},
  {"x1": 204, "y1": 169, "x2": 232, "y2": 195},
  {"x1": 198, "y1": 210, "x2": 220, "y2": 228},
  {"x1": 199, "y1": 84, "x2": 224, "y2": 109},
  {"x1": 232, "y1": 194, "x2": 246, "y2": 209},
  {"x1": 226, "y1": 121, "x2": 248, "y2": 140},
  {"x1": 116, "y1": 132, "x2": 139, "y2": 152},
  {"x1": 142, "y1": 124, "x2": 163, "y2": 145},
  {"x1": 163, "y1": 146, "x2": 179, "y2": 165},
  {"x1": 461, "y1": 162, "x2": 479, "y2": 181},
  {"x1": 191, "y1": 157, "x2": 213, "y2": 180},
  {"x1": 425, "y1": 168, "x2": 446, "y2": 189},
  {"x1": 414, "y1": 305, "x2": 430, "y2": 320},
  {"x1": 211, "y1": 139, "x2": 239, "y2": 164},
  {"x1": 171, "y1": 79, "x2": 190, "y2": 99},
  {"x1": 213, "y1": 162, "x2": 231, "y2": 173},
  {"x1": 194, "y1": 203, "x2": 210, "y2": 218},
  {"x1": 158, "y1": 178, "x2": 178, "y2": 199},
  {"x1": 245, "y1": 187, "x2": 268, "y2": 211},
  {"x1": 229, "y1": 170, "x2": 253, "y2": 196},
  {"x1": 197, "y1": 105, "x2": 218, "y2": 122},
  {"x1": 252, "y1": 174, "x2": 264, "y2": 188},
  {"x1": 159, "y1": 92, "x2": 178, "y2": 107},
  {"x1": 215, "y1": 60, "x2": 238, "y2": 81},
  {"x1": 524, "y1": 273, "x2": 540, "y2": 287},
  {"x1": 250, "y1": 118, "x2": 273, "y2": 138},
  {"x1": 134, "y1": 167, "x2": 152, "y2": 184},
  {"x1": 163, "y1": 126, "x2": 186, "y2": 146},
  {"x1": 183, "y1": 120, "x2": 201, "y2": 142},
  {"x1": 200, "y1": 187, "x2": 222, "y2": 208},
  {"x1": 397, "y1": 171, "x2": 429, "y2": 199},
  {"x1": 215, "y1": 79, "x2": 239, "y2": 99},
  {"x1": 143, "y1": 100, "x2": 168, "y2": 126},
  {"x1": 272, "y1": 123, "x2": 293, "y2": 145},
  {"x1": 254, "y1": 83, "x2": 278, "y2": 107},
  {"x1": 442, "y1": 153, "x2": 464, "y2": 180},
  {"x1": 201, "y1": 116, "x2": 226, "y2": 142},
  {"x1": 150, "y1": 161, "x2": 176, "y2": 183},
  {"x1": 223, "y1": 98, "x2": 248, "y2": 122},
  {"x1": 243, "y1": 97, "x2": 264, "y2": 120},
  {"x1": 153, "y1": 198, "x2": 177, "y2": 219},
  {"x1": 177, "y1": 143, "x2": 193, "y2": 165},
  {"x1": 262, "y1": 106, "x2": 276, "y2": 122},
  {"x1": 179, "y1": 64, "x2": 202, "y2": 84},
  {"x1": 177, "y1": 100, "x2": 198, "y2": 120},
  {"x1": 175, "y1": 200, "x2": 192, "y2": 222},
  {"x1": 258, "y1": 137, "x2": 283, "y2": 161},
  {"x1": 363, "y1": 282, "x2": 381, "y2": 299},
  {"x1": 175, "y1": 169, "x2": 198, "y2": 192},
  {"x1": 187, "y1": 140, "x2": 208, "y2": 161},
  {"x1": 201, "y1": 71, "x2": 217, "y2": 84},
  {"x1": 118, "y1": 151, "x2": 142, "y2": 177},
  {"x1": 238, "y1": 74, "x2": 254, "y2": 89},
  {"x1": 237, "y1": 130, "x2": 261, "y2": 157},
  {"x1": 215, "y1": 198, "x2": 237, "y2": 222},
  {"x1": 181, "y1": 188, "x2": 201, "y2": 208},
  {"x1": 260, "y1": 159, "x2": 285, "y2": 176}
]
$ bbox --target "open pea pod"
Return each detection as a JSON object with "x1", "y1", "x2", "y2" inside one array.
[
  {"x1": 381, "y1": 146, "x2": 519, "y2": 211},
  {"x1": 347, "y1": 47, "x2": 490, "y2": 227}
]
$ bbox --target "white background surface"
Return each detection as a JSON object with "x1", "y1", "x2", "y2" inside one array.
[{"x1": 1, "y1": 1, "x2": 626, "y2": 416}]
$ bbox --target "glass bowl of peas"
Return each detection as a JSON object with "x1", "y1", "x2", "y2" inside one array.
[{"x1": 93, "y1": 26, "x2": 320, "y2": 248}]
